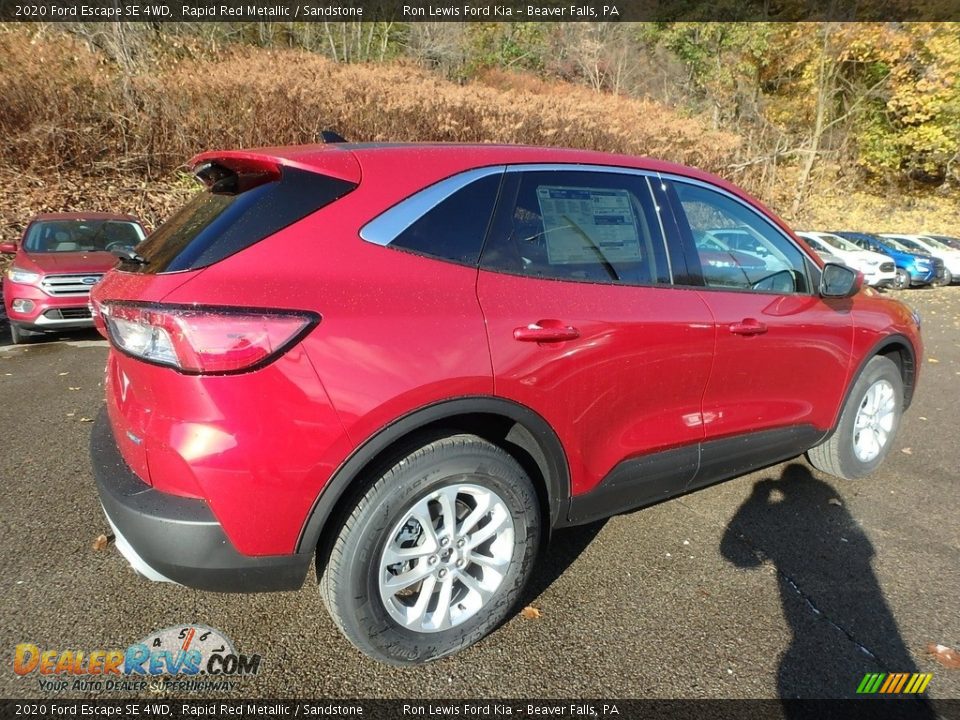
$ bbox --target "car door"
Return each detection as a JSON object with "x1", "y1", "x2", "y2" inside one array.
[
  {"x1": 476, "y1": 166, "x2": 715, "y2": 523},
  {"x1": 660, "y1": 177, "x2": 855, "y2": 486}
]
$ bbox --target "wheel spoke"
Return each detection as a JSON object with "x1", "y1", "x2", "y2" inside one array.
[
  {"x1": 458, "y1": 570, "x2": 494, "y2": 603},
  {"x1": 457, "y1": 492, "x2": 492, "y2": 537},
  {"x1": 430, "y1": 574, "x2": 455, "y2": 630},
  {"x1": 409, "y1": 504, "x2": 440, "y2": 547},
  {"x1": 435, "y1": 486, "x2": 460, "y2": 542},
  {"x1": 470, "y1": 550, "x2": 510, "y2": 569},
  {"x1": 383, "y1": 560, "x2": 435, "y2": 592},
  {"x1": 466, "y1": 507, "x2": 509, "y2": 550},
  {"x1": 382, "y1": 539, "x2": 437, "y2": 567},
  {"x1": 407, "y1": 574, "x2": 437, "y2": 624}
]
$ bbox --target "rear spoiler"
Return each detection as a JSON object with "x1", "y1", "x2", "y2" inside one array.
[{"x1": 189, "y1": 144, "x2": 361, "y2": 186}]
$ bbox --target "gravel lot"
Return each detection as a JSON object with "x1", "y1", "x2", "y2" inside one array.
[{"x1": 0, "y1": 287, "x2": 958, "y2": 700}]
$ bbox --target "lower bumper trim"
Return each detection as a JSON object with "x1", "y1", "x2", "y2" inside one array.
[{"x1": 91, "y1": 408, "x2": 311, "y2": 592}]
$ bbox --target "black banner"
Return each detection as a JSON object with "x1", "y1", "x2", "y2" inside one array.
[
  {"x1": 1, "y1": 0, "x2": 960, "y2": 22},
  {"x1": 0, "y1": 700, "x2": 958, "y2": 720}
]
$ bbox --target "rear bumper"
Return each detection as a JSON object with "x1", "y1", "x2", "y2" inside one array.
[{"x1": 90, "y1": 408, "x2": 311, "y2": 592}]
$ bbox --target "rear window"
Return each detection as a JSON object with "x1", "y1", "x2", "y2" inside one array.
[{"x1": 125, "y1": 167, "x2": 356, "y2": 274}]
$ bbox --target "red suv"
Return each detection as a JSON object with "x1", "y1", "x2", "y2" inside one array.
[
  {"x1": 89, "y1": 144, "x2": 921, "y2": 665},
  {"x1": 2, "y1": 213, "x2": 146, "y2": 344}
]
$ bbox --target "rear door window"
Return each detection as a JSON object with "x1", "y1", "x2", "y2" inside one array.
[
  {"x1": 480, "y1": 169, "x2": 672, "y2": 286},
  {"x1": 125, "y1": 167, "x2": 356, "y2": 274}
]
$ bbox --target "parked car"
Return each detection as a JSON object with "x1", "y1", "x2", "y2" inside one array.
[
  {"x1": 795, "y1": 231, "x2": 896, "y2": 288},
  {"x1": 928, "y1": 235, "x2": 960, "y2": 251},
  {"x1": 880, "y1": 234, "x2": 960, "y2": 285},
  {"x1": 2, "y1": 213, "x2": 146, "y2": 344},
  {"x1": 833, "y1": 231, "x2": 940, "y2": 290},
  {"x1": 89, "y1": 143, "x2": 922, "y2": 665}
]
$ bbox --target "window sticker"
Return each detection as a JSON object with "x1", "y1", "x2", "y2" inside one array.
[{"x1": 535, "y1": 186, "x2": 643, "y2": 265}]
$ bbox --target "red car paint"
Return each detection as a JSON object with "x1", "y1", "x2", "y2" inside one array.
[
  {"x1": 3, "y1": 213, "x2": 145, "y2": 336},
  {"x1": 89, "y1": 143, "x2": 922, "y2": 565}
]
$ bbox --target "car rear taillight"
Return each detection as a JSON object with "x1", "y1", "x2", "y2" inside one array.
[{"x1": 101, "y1": 302, "x2": 317, "y2": 374}]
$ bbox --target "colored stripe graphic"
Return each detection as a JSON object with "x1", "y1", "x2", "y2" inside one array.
[{"x1": 857, "y1": 672, "x2": 932, "y2": 694}]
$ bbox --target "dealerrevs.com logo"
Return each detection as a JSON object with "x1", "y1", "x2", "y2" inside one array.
[{"x1": 14, "y1": 625, "x2": 261, "y2": 693}]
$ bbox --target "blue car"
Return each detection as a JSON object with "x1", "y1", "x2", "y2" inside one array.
[{"x1": 833, "y1": 231, "x2": 939, "y2": 290}]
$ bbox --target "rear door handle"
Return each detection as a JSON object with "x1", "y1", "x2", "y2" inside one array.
[
  {"x1": 514, "y1": 321, "x2": 580, "y2": 343},
  {"x1": 729, "y1": 318, "x2": 768, "y2": 336}
]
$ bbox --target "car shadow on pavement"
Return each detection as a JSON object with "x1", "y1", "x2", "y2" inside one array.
[
  {"x1": 720, "y1": 463, "x2": 935, "y2": 713},
  {"x1": 520, "y1": 519, "x2": 607, "y2": 607}
]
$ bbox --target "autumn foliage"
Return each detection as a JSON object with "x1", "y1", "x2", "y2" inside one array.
[
  {"x1": 0, "y1": 24, "x2": 957, "y2": 246},
  {"x1": 0, "y1": 30, "x2": 738, "y2": 179}
]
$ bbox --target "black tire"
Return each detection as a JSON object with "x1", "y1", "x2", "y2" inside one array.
[
  {"x1": 319, "y1": 433, "x2": 541, "y2": 665},
  {"x1": 806, "y1": 355, "x2": 903, "y2": 480},
  {"x1": 893, "y1": 268, "x2": 910, "y2": 291}
]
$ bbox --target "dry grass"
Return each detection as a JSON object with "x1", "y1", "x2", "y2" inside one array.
[
  {"x1": 0, "y1": 27, "x2": 957, "y2": 243},
  {"x1": 0, "y1": 30, "x2": 739, "y2": 179}
]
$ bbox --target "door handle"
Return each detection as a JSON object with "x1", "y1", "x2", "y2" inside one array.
[
  {"x1": 729, "y1": 318, "x2": 768, "y2": 336},
  {"x1": 513, "y1": 321, "x2": 580, "y2": 343}
]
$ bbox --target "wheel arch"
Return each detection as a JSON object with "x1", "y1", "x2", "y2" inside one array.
[
  {"x1": 835, "y1": 334, "x2": 918, "y2": 431},
  {"x1": 297, "y1": 396, "x2": 571, "y2": 557},
  {"x1": 873, "y1": 335, "x2": 918, "y2": 410}
]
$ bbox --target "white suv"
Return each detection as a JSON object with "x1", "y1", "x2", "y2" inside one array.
[{"x1": 796, "y1": 231, "x2": 897, "y2": 288}]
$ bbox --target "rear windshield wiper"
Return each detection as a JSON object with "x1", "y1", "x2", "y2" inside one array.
[{"x1": 111, "y1": 247, "x2": 148, "y2": 265}]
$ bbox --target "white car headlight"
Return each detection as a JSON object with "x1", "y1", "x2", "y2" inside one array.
[{"x1": 7, "y1": 267, "x2": 41, "y2": 285}]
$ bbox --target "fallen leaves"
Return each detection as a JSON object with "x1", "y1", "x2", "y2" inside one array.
[
  {"x1": 927, "y1": 643, "x2": 960, "y2": 669},
  {"x1": 520, "y1": 606, "x2": 542, "y2": 620},
  {"x1": 927, "y1": 358, "x2": 939, "y2": 363},
  {"x1": 901, "y1": 447, "x2": 913, "y2": 455},
  {"x1": 828, "y1": 498, "x2": 843, "y2": 506},
  {"x1": 92, "y1": 534, "x2": 110, "y2": 551},
  {"x1": 79, "y1": 417, "x2": 93, "y2": 423}
]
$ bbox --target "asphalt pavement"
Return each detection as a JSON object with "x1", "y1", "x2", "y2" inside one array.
[{"x1": 0, "y1": 288, "x2": 957, "y2": 700}]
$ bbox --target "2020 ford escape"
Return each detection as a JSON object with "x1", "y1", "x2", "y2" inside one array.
[{"x1": 89, "y1": 143, "x2": 921, "y2": 665}]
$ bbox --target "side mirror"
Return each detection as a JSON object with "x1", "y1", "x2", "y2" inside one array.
[
  {"x1": 0, "y1": 242, "x2": 17, "y2": 254},
  {"x1": 820, "y1": 262, "x2": 862, "y2": 298}
]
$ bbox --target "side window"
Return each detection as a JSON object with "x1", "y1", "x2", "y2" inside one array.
[
  {"x1": 365, "y1": 173, "x2": 502, "y2": 266},
  {"x1": 481, "y1": 170, "x2": 671, "y2": 286},
  {"x1": 669, "y1": 181, "x2": 810, "y2": 294}
]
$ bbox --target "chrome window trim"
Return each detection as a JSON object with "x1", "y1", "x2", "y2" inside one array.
[
  {"x1": 359, "y1": 165, "x2": 506, "y2": 246},
  {"x1": 359, "y1": 161, "x2": 815, "y2": 289}
]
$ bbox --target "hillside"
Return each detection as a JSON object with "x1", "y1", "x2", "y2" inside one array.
[{"x1": 0, "y1": 25, "x2": 957, "y2": 248}]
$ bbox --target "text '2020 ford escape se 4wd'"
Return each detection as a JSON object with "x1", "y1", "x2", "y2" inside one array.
[{"x1": 89, "y1": 143, "x2": 921, "y2": 665}]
